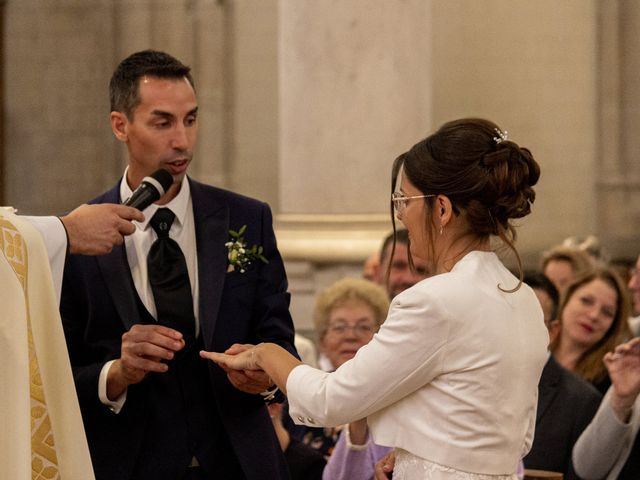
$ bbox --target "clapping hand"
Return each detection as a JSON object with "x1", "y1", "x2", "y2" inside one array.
[{"x1": 604, "y1": 337, "x2": 640, "y2": 421}]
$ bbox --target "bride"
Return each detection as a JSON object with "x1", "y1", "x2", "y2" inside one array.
[{"x1": 201, "y1": 118, "x2": 548, "y2": 479}]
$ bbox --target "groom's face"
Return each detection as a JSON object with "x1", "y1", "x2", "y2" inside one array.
[{"x1": 120, "y1": 75, "x2": 198, "y2": 192}]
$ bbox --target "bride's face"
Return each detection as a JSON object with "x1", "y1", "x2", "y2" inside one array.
[{"x1": 395, "y1": 172, "x2": 430, "y2": 262}]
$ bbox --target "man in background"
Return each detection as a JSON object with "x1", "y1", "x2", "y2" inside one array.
[
  {"x1": 366, "y1": 229, "x2": 430, "y2": 299},
  {"x1": 627, "y1": 255, "x2": 640, "y2": 336}
]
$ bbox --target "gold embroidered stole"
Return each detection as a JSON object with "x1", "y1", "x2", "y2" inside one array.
[{"x1": 0, "y1": 217, "x2": 61, "y2": 479}]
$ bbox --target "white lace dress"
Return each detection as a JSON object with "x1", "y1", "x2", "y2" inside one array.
[{"x1": 393, "y1": 449, "x2": 518, "y2": 480}]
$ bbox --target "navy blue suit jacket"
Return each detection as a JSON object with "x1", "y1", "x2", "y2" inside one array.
[
  {"x1": 524, "y1": 355, "x2": 601, "y2": 479},
  {"x1": 60, "y1": 177, "x2": 296, "y2": 479}
]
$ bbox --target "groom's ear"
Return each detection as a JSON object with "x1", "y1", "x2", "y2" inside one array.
[{"x1": 111, "y1": 112, "x2": 129, "y2": 142}]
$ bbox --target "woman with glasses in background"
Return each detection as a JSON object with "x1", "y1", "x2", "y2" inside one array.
[
  {"x1": 202, "y1": 118, "x2": 548, "y2": 480},
  {"x1": 296, "y1": 277, "x2": 389, "y2": 459}
]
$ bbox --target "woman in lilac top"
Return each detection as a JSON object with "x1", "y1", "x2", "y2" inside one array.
[{"x1": 323, "y1": 421, "x2": 391, "y2": 480}]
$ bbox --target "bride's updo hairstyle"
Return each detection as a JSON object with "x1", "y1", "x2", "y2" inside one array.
[{"x1": 391, "y1": 118, "x2": 540, "y2": 289}]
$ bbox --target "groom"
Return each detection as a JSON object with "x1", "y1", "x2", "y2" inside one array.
[{"x1": 59, "y1": 50, "x2": 296, "y2": 479}]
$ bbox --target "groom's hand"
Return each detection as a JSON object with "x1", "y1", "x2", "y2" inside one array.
[
  {"x1": 107, "y1": 325, "x2": 184, "y2": 400},
  {"x1": 221, "y1": 343, "x2": 273, "y2": 394}
]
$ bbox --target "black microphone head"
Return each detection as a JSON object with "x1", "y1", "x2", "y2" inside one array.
[
  {"x1": 150, "y1": 168, "x2": 173, "y2": 195},
  {"x1": 124, "y1": 168, "x2": 174, "y2": 210}
]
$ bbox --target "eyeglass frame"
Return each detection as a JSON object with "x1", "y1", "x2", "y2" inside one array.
[
  {"x1": 391, "y1": 191, "x2": 436, "y2": 213},
  {"x1": 325, "y1": 322, "x2": 377, "y2": 337}
]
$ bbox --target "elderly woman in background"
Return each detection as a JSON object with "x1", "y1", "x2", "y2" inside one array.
[
  {"x1": 550, "y1": 268, "x2": 631, "y2": 394},
  {"x1": 299, "y1": 277, "x2": 389, "y2": 457}
]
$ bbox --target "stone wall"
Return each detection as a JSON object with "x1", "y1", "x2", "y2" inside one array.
[{"x1": 3, "y1": 0, "x2": 639, "y2": 334}]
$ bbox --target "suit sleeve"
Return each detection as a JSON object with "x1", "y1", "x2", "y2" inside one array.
[
  {"x1": 59, "y1": 255, "x2": 125, "y2": 414},
  {"x1": 254, "y1": 203, "x2": 297, "y2": 357}
]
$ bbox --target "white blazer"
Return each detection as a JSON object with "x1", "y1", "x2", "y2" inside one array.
[{"x1": 287, "y1": 251, "x2": 548, "y2": 475}]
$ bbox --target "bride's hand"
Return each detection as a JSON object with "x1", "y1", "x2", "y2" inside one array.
[{"x1": 200, "y1": 344, "x2": 260, "y2": 371}]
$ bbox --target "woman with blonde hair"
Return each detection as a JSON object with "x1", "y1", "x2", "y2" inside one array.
[
  {"x1": 202, "y1": 118, "x2": 548, "y2": 479},
  {"x1": 550, "y1": 268, "x2": 632, "y2": 394},
  {"x1": 297, "y1": 277, "x2": 389, "y2": 458},
  {"x1": 313, "y1": 277, "x2": 389, "y2": 372}
]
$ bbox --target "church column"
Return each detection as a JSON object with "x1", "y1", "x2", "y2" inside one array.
[{"x1": 277, "y1": 0, "x2": 434, "y2": 332}]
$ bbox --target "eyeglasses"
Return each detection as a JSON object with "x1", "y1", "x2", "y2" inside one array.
[
  {"x1": 326, "y1": 323, "x2": 376, "y2": 337},
  {"x1": 391, "y1": 191, "x2": 436, "y2": 213}
]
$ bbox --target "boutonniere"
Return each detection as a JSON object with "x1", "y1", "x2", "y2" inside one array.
[{"x1": 225, "y1": 225, "x2": 269, "y2": 273}]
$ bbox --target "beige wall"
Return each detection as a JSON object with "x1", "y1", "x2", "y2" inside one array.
[
  {"x1": 3, "y1": 1, "x2": 640, "y2": 332},
  {"x1": 431, "y1": 0, "x2": 599, "y2": 266}
]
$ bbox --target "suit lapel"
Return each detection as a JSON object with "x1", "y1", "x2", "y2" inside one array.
[
  {"x1": 536, "y1": 356, "x2": 560, "y2": 422},
  {"x1": 97, "y1": 246, "x2": 142, "y2": 330},
  {"x1": 95, "y1": 183, "x2": 141, "y2": 330},
  {"x1": 190, "y1": 180, "x2": 229, "y2": 349}
]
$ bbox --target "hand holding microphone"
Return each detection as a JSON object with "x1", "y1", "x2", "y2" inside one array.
[{"x1": 60, "y1": 169, "x2": 173, "y2": 255}]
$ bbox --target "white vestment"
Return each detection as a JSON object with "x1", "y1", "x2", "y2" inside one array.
[{"x1": 0, "y1": 208, "x2": 94, "y2": 479}]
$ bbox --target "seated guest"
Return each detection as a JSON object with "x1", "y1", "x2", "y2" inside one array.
[
  {"x1": 522, "y1": 272, "x2": 602, "y2": 479},
  {"x1": 627, "y1": 254, "x2": 640, "y2": 336},
  {"x1": 376, "y1": 228, "x2": 431, "y2": 299},
  {"x1": 362, "y1": 251, "x2": 380, "y2": 283},
  {"x1": 561, "y1": 235, "x2": 608, "y2": 265},
  {"x1": 298, "y1": 277, "x2": 389, "y2": 457},
  {"x1": 268, "y1": 403, "x2": 326, "y2": 480},
  {"x1": 321, "y1": 415, "x2": 391, "y2": 479},
  {"x1": 295, "y1": 333, "x2": 319, "y2": 368},
  {"x1": 541, "y1": 245, "x2": 593, "y2": 293},
  {"x1": 550, "y1": 268, "x2": 631, "y2": 394},
  {"x1": 572, "y1": 337, "x2": 640, "y2": 479},
  {"x1": 525, "y1": 270, "x2": 560, "y2": 339}
]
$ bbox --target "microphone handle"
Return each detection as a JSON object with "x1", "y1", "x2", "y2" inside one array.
[{"x1": 124, "y1": 184, "x2": 158, "y2": 210}]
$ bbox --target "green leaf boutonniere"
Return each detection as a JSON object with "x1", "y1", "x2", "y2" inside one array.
[{"x1": 225, "y1": 225, "x2": 269, "y2": 273}]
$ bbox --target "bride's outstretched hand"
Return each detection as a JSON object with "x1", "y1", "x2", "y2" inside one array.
[{"x1": 200, "y1": 344, "x2": 260, "y2": 371}]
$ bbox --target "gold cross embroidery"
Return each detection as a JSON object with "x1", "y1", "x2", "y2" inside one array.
[{"x1": 1, "y1": 218, "x2": 60, "y2": 479}]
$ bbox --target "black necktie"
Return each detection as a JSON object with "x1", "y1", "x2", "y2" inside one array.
[{"x1": 147, "y1": 208, "x2": 195, "y2": 347}]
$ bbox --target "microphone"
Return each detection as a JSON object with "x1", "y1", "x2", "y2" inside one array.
[{"x1": 124, "y1": 169, "x2": 174, "y2": 211}]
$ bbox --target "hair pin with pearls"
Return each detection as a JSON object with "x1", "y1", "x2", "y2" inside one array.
[{"x1": 493, "y1": 128, "x2": 508, "y2": 144}]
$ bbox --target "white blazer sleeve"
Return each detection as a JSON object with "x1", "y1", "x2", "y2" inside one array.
[
  {"x1": 23, "y1": 216, "x2": 67, "y2": 304},
  {"x1": 287, "y1": 288, "x2": 449, "y2": 427}
]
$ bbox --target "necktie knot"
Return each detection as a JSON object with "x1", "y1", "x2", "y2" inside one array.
[{"x1": 150, "y1": 208, "x2": 175, "y2": 238}]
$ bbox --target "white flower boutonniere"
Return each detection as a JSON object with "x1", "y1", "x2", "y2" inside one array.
[{"x1": 225, "y1": 225, "x2": 269, "y2": 273}]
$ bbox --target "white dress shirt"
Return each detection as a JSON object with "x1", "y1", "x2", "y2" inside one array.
[
  {"x1": 287, "y1": 251, "x2": 549, "y2": 476},
  {"x1": 99, "y1": 172, "x2": 199, "y2": 412}
]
